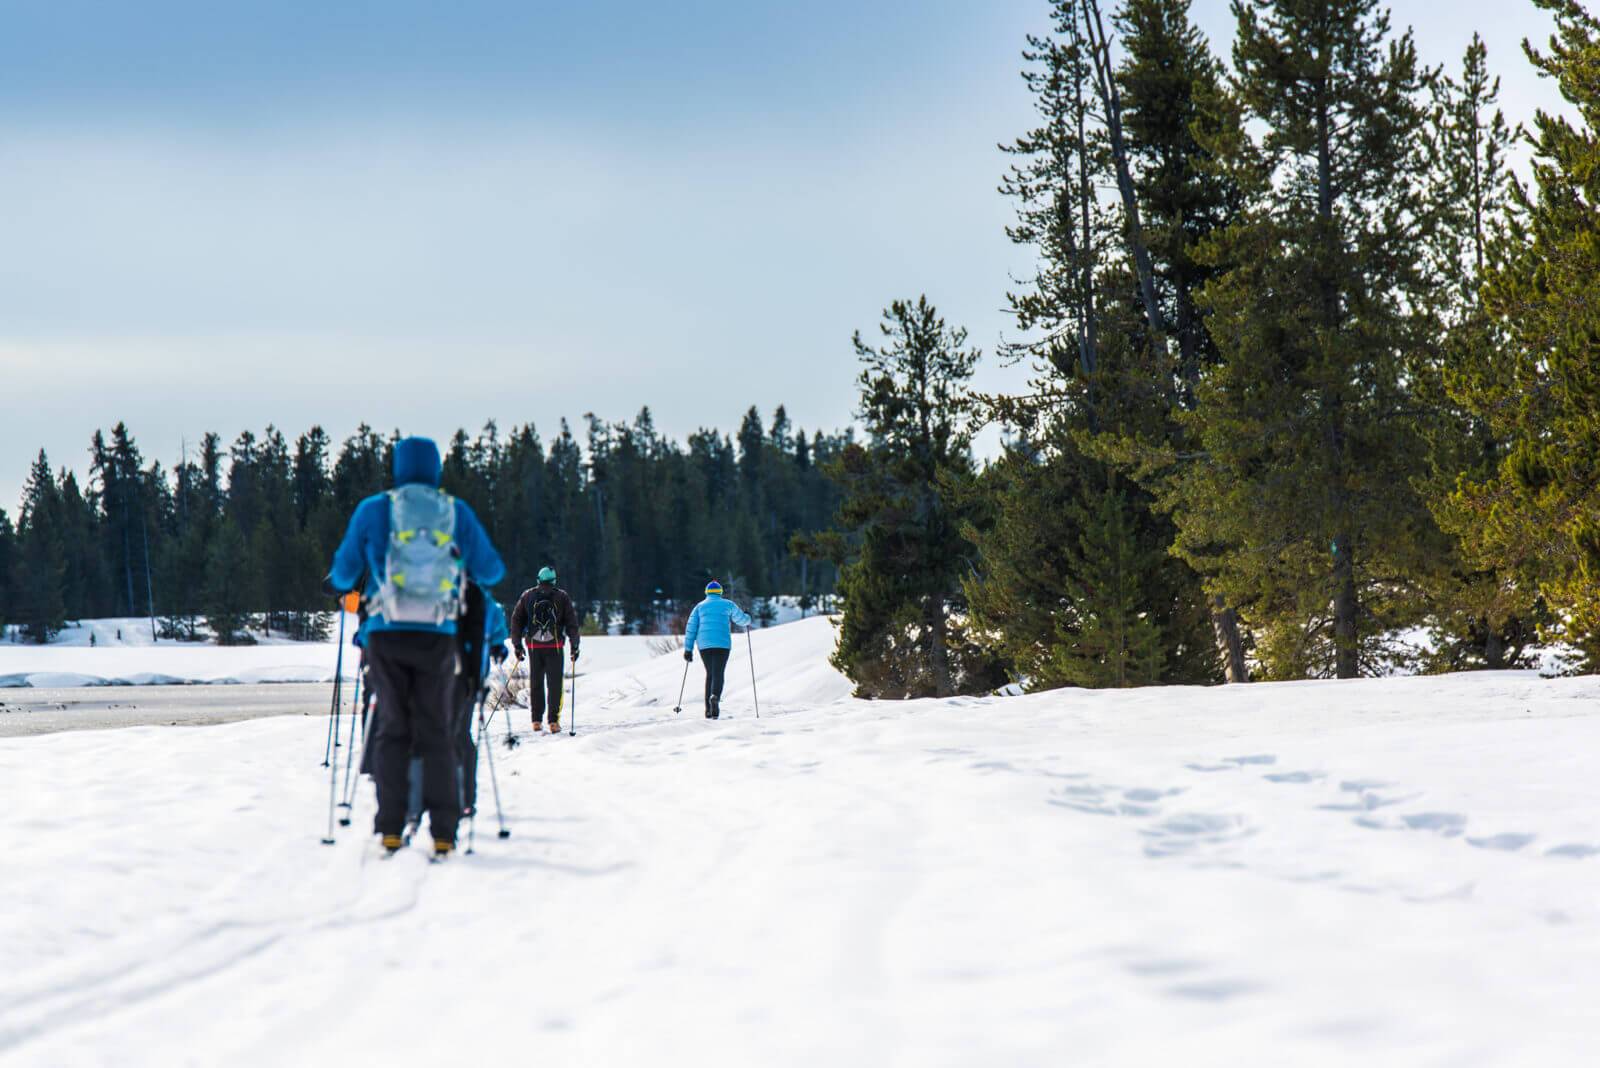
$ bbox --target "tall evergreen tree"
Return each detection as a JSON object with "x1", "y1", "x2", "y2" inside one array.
[
  {"x1": 1415, "y1": 34, "x2": 1537, "y2": 671},
  {"x1": 803, "y1": 298, "x2": 1003, "y2": 698},
  {"x1": 970, "y1": 0, "x2": 1225, "y2": 690},
  {"x1": 0, "y1": 508, "x2": 14, "y2": 637},
  {"x1": 1439, "y1": 0, "x2": 1600, "y2": 665},
  {"x1": 1161, "y1": 0, "x2": 1441, "y2": 678},
  {"x1": 14, "y1": 452, "x2": 67, "y2": 643}
]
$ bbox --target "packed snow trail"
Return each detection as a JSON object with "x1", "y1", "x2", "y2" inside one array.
[{"x1": 4, "y1": 618, "x2": 1600, "y2": 1066}]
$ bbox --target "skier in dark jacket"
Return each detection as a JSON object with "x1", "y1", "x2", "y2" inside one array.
[
  {"x1": 510, "y1": 566, "x2": 582, "y2": 733},
  {"x1": 327, "y1": 436, "x2": 505, "y2": 859}
]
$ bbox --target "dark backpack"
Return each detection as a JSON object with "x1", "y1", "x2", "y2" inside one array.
[{"x1": 527, "y1": 591, "x2": 560, "y2": 644}]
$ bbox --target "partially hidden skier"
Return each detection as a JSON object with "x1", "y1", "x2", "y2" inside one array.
[
  {"x1": 510, "y1": 566, "x2": 581, "y2": 734},
  {"x1": 456, "y1": 584, "x2": 508, "y2": 816},
  {"x1": 683, "y1": 580, "x2": 751, "y2": 719},
  {"x1": 326, "y1": 436, "x2": 505, "y2": 861}
]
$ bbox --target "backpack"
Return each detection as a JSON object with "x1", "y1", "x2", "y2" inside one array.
[
  {"x1": 377, "y1": 484, "x2": 464, "y2": 626},
  {"x1": 527, "y1": 590, "x2": 560, "y2": 644}
]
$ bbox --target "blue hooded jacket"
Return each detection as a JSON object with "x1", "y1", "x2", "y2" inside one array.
[
  {"x1": 481, "y1": 600, "x2": 509, "y2": 680},
  {"x1": 684, "y1": 592, "x2": 752, "y2": 653},
  {"x1": 329, "y1": 437, "x2": 506, "y2": 636}
]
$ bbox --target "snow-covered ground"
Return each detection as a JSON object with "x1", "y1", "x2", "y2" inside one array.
[
  {"x1": 0, "y1": 615, "x2": 659, "y2": 688},
  {"x1": 4, "y1": 617, "x2": 1599, "y2": 1065}
]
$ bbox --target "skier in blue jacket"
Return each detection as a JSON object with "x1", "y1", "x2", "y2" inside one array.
[
  {"x1": 683, "y1": 580, "x2": 752, "y2": 719},
  {"x1": 327, "y1": 436, "x2": 505, "y2": 859}
]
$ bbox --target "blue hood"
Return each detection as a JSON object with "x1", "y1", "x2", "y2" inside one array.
[{"x1": 393, "y1": 437, "x2": 442, "y2": 487}]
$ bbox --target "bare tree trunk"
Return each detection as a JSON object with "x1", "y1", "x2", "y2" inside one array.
[
  {"x1": 1082, "y1": 0, "x2": 1164, "y2": 344},
  {"x1": 1332, "y1": 537, "x2": 1358, "y2": 678},
  {"x1": 1210, "y1": 596, "x2": 1249, "y2": 683},
  {"x1": 1483, "y1": 620, "x2": 1505, "y2": 670},
  {"x1": 927, "y1": 595, "x2": 954, "y2": 698}
]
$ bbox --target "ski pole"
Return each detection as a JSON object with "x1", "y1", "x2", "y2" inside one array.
[
  {"x1": 339, "y1": 666, "x2": 373, "y2": 822},
  {"x1": 479, "y1": 692, "x2": 511, "y2": 839},
  {"x1": 672, "y1": 658, "x2": 689, "y2": 714},
  {"x1": 466, "y1": 691, "x2": 487, "y2": 855},
  {"x1": 320, "y1": 608, "x2": 348, "y2": 843},
  {"x1": 505, "y1": 661, "x2": 522, "y2": 749},
  {"x1": 746, "y1": 626, "x2": 760, "y2": 719},
  {"x1": 322, "y1": 608, "x2": 347, "y2": 767},
  {"x1": 336, "y1": 665, "x2": 362, "y2": 824},
  {"x1": 569, "y1": 656, "x2": 577, "y2": 737}
]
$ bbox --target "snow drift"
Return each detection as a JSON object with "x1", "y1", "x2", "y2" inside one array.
[{"x1": 3, "y1": 616, "x2": 1599, "y2": 1066}]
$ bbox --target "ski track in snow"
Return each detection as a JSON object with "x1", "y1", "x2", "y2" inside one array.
[{"x1": 4, "y1": 620, "x2": 1600, "y2": 1066}]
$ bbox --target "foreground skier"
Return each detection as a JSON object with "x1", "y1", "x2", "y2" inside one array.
[
  {"x1": 327, "y1": 436, "x2": 505, "y2": 860},
  {"x1": 683, "y1": 580, "x2": 751, "y2": 719}
]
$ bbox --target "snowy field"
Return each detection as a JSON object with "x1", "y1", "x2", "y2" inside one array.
[
  {"x1": 0, "y1": 615, "x2": 660, "y2": 688},
  {"x1": 4, "y1": 617, "x2": 1600, "y2": 1065}
]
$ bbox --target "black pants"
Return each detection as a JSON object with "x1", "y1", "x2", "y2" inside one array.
[
  {"x1": 455, "y1": 683, "x2": 478, "y2": 814},
  {"x1": 367, "y1": 631, "x2": 462, "y2": 844},
  {"x1": 702, "y1": 647, "x2": 730, "y2": 715},
  {"x1": 528, "y1": 647, "x2": 565, "y2": 725}
]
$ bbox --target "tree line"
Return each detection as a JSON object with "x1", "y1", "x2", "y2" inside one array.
[
  {"x1": 0, "y1": 408, "x2": 847, "y2": 644},
  {"x1": 807, "y1": 0, "x2": 1600, "y2": 695}
]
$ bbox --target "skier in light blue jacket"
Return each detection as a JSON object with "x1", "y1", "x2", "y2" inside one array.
[{"x1": 683, "y1": 580, "x2": 752, "y2": 719}]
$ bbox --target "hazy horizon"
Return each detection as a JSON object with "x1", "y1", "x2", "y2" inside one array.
[{"x1": 0, "y1": 0, "x2": 1563, "y2": 513}]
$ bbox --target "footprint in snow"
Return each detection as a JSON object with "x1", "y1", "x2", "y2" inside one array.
[
  {"x1": 1123, "y1": 787, "x2": 1183, "y2": 802},
  {"x1": 1165, "y1": 978, "x2": 1259, "y2": 1002},
  {"x1": 1225, "y1": 754, "x2": 1276, "y2": 766},
  {"x1": 1125, "y1": 958, "x2": 1205, "y2": 978},
  {"x1": 1320, "y1": 782, "x2": 1412, "y2": 812},
  {"x1": 1264, "y1": 770, "x2": 1323, "y2": 784},
  {"x1": 1048, "y1": 799, "x2": 1119, "y2": 817},
  {"x1": 1141, "y1": 812, "x2": 1253, "y2": 857},
  {"x1": 1466, "y1": 833, "x2": 1535, "y2": 852},
  {"x1": 1546, "y1": 843, "x2": 1600, "y2": 859},
  {"x1": 1401, "y1": 812, "x2": 1467, "y2": 836}
]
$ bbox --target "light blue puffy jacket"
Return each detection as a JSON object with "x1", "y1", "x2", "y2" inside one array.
[{"x1": 684, "y1": 593, "x2": 752, "y2": 653}]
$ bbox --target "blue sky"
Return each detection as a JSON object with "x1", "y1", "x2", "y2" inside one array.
[{"x1": 0, "y1": 1, "x2": 1562, "y2": 511}]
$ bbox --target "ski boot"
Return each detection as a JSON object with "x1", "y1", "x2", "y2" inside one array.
[
  {"x1": 431, "y1": 839, "x2": 454, "y2": 863},
  {"x1": 707, "y1": 695, "x2": 720, "y2": 720},
  {"x1": 548, "y1": 718, "x2": 561, "y2": 734},
  {"x1": 381, "y1": 834, "x2": 404, "y2": 857}
]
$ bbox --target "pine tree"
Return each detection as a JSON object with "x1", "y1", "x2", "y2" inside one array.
[
  {"x1": 1415, "y1": 35, "x2": 1537, "y2": 671},
  {"x1": 1162, "y1": 0, "x2": 1441, "y2": 678},
  {"x1": 969, "y1": 0, "x2": 1224, "y2": 690},
  {"x1": 0, "y1": 509, "x2": 14, "y2": 637},
  {"x1": 14, "y1": 452, "x2": 67, "y2": 643},
  {"x1": 1050, "y1": 483, "x2": 1167, "y2": 687},
  {"x1": 203, "y1": 517, "x2": 257, "y2": 645},
  {"x1": 803, "y1": 298, "x2": 1003, "y2": 698},
  {"x1": 1440, "y1": 0, "x2": 1600, "y2": 664}
]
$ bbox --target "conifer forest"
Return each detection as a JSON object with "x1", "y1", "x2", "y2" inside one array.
[{"x1": 8, "y1": 0, "x2": 1600, "y2": 702}]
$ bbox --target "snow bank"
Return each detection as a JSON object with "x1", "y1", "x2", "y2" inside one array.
[
  {"x1": 4, "y1": 621, "x2": 1600, "y2": 1065},
  {"x1": 1, "y1": 613, "x2": 822, "y2": 689},
  {"x1": 0, "y1": 615, "x2": 668, "y2": 689}
]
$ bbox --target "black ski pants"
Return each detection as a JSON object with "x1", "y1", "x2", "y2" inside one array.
[
  {"x1": 527, "y1": 647, "x2": 565, "y2": 725},
  {"x1": 701, "y1": 646, "x2": 730, "y2": 714},
  {"x1": 455, "y1": 680, "x2": 479, "y2": 814},
  {"x1": 367, "y1": 631, "x2": 462, "y2": 844}
]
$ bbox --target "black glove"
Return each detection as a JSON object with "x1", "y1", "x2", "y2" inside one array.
[
  {"x1": 683, "y1": 649, "x2": 693, "y2": 663},
  {"x1": 570, "y1": 646, "x2": 580, "y2": 663}
]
